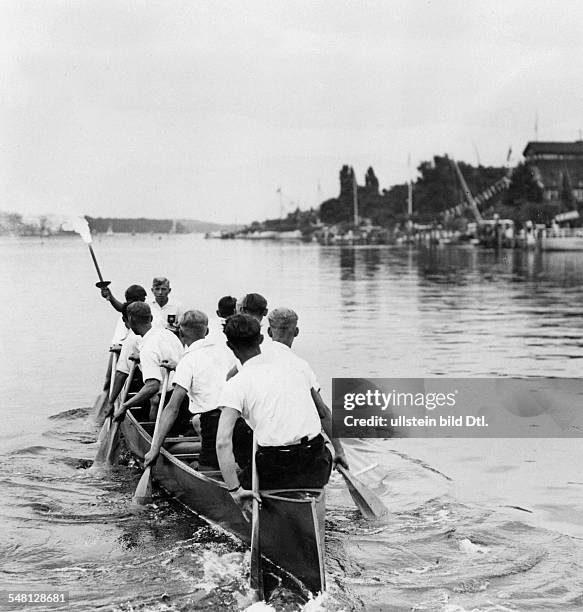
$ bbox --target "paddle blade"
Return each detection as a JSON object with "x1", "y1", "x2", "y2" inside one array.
[
  {"x1": 249, "y1": 498, "x2": 264, "y2": 601},
  {"x1": 93, "y1": 391, "x2": 109, "y2": 426},
  {"x1": 338, "y1": 466, "x2": 388, "y2": 519},
  {"x1": 132, "y1": 466, "x2": 153, "y2": 505},
  {"x1": 93, "y1": 418, "x2": 112, "y2": 465},
  {"x1": 104, "y1": 420, "x2": 121, "y2": 466}
]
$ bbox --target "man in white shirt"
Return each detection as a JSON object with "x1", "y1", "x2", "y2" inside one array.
[
  {"x1": 216, "y1": 315, "x2": 337, "y2": 511},
  {"x1": 149, "y1": 277, "x2": 184, "y2": 331},
  {"x1": 206, "y1": 295, "x2": 237, "y2": 344},
  {"x1": 240, "y1": 293, "x2": 268, "y2": 322},
  {"x1": 94, "y1": 285, "x2": 147, "y2": 416},
  {"x1": 266, "y1": 307, "x2": 348, "y2": 469},
  {"x1": 143, "y1": 309, "x2": 237, "y2": 471},
  {"x1": 114, "y1": 302, "x2": 186, "y2": 434},
  {"x1": 104, "y1": 303, "x2": 143, "y2": 418}
]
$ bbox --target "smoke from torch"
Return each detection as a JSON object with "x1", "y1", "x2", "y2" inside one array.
[{"x1": 63, "y1": 216, "x2": 110, "y2": 288}]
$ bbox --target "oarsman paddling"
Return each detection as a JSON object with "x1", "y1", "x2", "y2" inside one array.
[
  {"x1": 95, "y1": 285, "x2": 147, "y2": 413},
  {"x1": 105, "y1": 303, "x2": 143, "y2": 418},
  {"x1": 216, "y1": 315, "x2": 343, "y2": 513},
  {"x1": 113, "y1": 302, "x2": 187, "y2": 434},
  {"x1": 143, "y1": 310, "x2": 237, "y2": 472},
  {"x1": 266, "y1": 307, "x2": 349, "y2": 469}
]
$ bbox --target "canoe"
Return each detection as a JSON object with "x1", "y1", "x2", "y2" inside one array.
[{"x1": 119, "y1": 406, "x2": 326, "y2": 595}]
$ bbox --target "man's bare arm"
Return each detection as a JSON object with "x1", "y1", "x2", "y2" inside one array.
[
  {"x1": 100, "y1": 287, "x2": 124, "y2": 312},
  {"x1": 216, "y1": 407, "x2": 259, "y2": 520},
  {"x1": 143, "y1": 385, "x2": 187, "y2": 467},
  {"x1": 311, "y1": 388, "x2": 349, "y2": 469},
  {"x1": 115, "y1": 379, "x2": 160, "y2": 418}
]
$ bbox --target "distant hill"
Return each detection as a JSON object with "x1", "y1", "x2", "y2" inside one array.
[
  {"x1": 86, "y1": 216, "x2": 240, "y2": 234},
  {"x1": 0, "y1": 211, "x2": 240, "y2": 236}
]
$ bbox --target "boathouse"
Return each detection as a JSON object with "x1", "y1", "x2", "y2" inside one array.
[{"x1": 523, "y1": 141, "x2": 583, "y2": 205}]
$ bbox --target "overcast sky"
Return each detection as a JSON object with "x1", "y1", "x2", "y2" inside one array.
[{"x1": 2, "y1": 1, "x2": 582, "y2": 224}]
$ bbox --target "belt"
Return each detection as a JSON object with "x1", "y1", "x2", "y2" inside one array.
[{"x1": 258, "y1": 433, "x2": 322, "y2": 451}]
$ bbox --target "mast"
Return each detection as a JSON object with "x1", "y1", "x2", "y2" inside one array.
[{"x1": 452, "y1": 158, "x2": 482, "y2": 222}]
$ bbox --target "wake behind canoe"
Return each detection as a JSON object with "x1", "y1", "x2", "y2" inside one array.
[{"x1": 120, "y1": 406, "x2": 326, "y2": 595}]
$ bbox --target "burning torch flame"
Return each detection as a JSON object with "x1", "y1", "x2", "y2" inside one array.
[{"x1": 62, "y1": 216, "x2": 92, "y2": 244}]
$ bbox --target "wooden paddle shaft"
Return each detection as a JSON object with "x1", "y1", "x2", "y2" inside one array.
[
  {"x1": 154, "y1": 370, "x2": 169, "y2": 431},
  {"x1": 108, "y1": 352, "x2": 118, "y2": 397},
  {"x1": 250, "y1": 435, "x2": 264, "y2": 598},
  {"x1": 132, "y1": 369, "x2": 169, "y2": 505}
]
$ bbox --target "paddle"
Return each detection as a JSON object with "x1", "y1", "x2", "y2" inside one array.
[
  {"x1": 93, "y1": 355, "x2": 125, "y2": 467},
  {"x1": 249, "y1": 435, "x2": 264, "y2": 601},
  {"x1": 132, "y1": 369, "x2": 169, "y2": 505},
  {"x1": 102, "y1": 362, "x2": 136, "y2": 466},
  {"x1": 95, "y1": 350, "x2": 119, "y2": 426},
  {"x1": 93, "y1": 390, "x2": 108, "y2": 425},
  {"x1": 337, "y1": 465, "x2": 388, "y2": 520}
]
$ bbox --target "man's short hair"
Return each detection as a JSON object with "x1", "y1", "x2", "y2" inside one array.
[
  {"x1": 125, "y1": 284, "x2": 147, "y2": 303},
  {"x1": 217, "y1": 296, "x2": 237, "y2": 318},
  {"x1": 268, "y1": 307, "x2": 298, "y2": 332},
  {"x1": 241, "y1": 293, "x2": 268, "y2": 316},
  {"x1": 180, "y1": 309, "x2": 208, "y2": 333},
  {"x1": 223, "y1": 314, "x2": 261, "y2": 349},
  {"x1": 152, "y1": 277, "x2": 170, "y2": 288},
  {"x1": 127, "y1": 301, "x2": 152, "y2": 323}
]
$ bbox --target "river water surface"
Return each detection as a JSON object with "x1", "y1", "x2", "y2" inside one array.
[{"x1": 1, "y1": 235, "x2": 582, "y2": 611}]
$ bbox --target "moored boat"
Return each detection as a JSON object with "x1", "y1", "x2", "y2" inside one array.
[
  {"x1": 119, "y1": 406, "x2": 326, "y2": 595},
  {"x1": 540, "y1": 227, "x2": 583, "y2": 251}
]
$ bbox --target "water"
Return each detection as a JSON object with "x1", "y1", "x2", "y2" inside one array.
[{"x1": 1, "y1": 235, "x2": 582, "y2": 611}]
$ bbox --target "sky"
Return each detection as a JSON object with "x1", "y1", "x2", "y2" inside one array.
[{"x1": 1, "y1": 1, "x2": 582, "y2": 224}]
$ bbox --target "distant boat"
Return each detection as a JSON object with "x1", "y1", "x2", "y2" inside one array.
[
  {"x1": 204, "y1": 230, "x2": 235, "y2": 239},
  {"x1": 541, "y1": 226, "x2": 583, "y2": 251},
  {"x1": 106, "y1": 223, "x2": 114, "y2": 236}
]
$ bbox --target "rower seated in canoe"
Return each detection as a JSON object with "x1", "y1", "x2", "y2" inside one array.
[
  {"x1": 112, "y1": 302, "x2": 189, "y2": 435},
  {"x1": 216, "y1": 314, "x2": 348, "y2": 515},
  {"x1": 143, "y1": 309, "x2": 241, "y2": 470}
]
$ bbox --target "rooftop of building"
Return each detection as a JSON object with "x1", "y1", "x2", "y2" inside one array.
[{"x1": 523, "y1": 141, "x2": 583, "y2": 157}]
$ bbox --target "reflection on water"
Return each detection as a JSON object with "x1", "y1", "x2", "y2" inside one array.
[{"x1": 1, "y1": 236, "x2": 583, "y2": 611}]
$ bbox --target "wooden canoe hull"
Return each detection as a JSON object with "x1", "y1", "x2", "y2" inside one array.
[{"x1": 120, "y1": 409, "x2": 326, "y2": 594}]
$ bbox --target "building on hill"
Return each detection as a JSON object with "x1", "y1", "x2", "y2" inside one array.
[{"x1": 523, "y1": 141, "x2": 583, "y2": 206}]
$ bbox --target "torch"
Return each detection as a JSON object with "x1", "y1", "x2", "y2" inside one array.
[
  {"x1": 65, "y1": 216, "x2": 111, "y2": 288},
  {"x1": 87, "y1": 243, "x2": 111, "y2": 289}
]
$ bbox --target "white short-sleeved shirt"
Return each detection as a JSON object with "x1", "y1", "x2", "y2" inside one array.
[
  {"x1": 262, "y1": 341, "x2": 320, "y2": 392},
  {"x1": 138, "y1": 327, "x2": 184, "y2": 385},
  {"x1": 217, "y1": 353, "x2": 321, "y2": 447},
  {"x1": 110, "y1": 316, "x2": 129, "y2": 346},
  {"x1": 206, "y1": 316, "x2": 228, "y2": 344},
  {"x1": 149, "y1": 298, "x2": 184, "y2": 330},
  {"x1": 116, "y1": 330, "x2": 140, "y2": 375},
  {"x1": 173, "y1": 338, "x2": 237, "y2": 415}
]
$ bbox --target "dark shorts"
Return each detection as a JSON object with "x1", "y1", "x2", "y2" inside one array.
[
  {"x1": 198, "y1": 409, "x2": 221, "y2": 468},
  {"x1": 165, "y1": 391, "x2": 193, "y2": 438},
  {"x1": 199, "y1": 411, "x2": 253, "y2": 470},
  {"x1": 239, "y1": 434, "x2": 332, "y2": 490}
]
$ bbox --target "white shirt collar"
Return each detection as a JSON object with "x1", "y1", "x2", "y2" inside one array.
[{"x1": 184, "y1": 337, "x2": 210, "y2": 354}]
